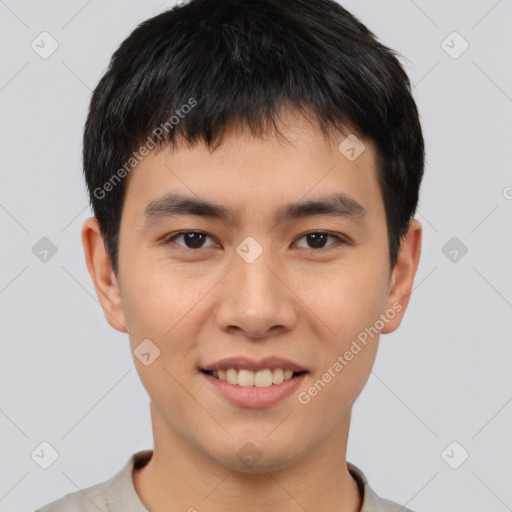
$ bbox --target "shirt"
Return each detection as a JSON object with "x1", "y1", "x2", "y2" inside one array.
[{"x1": 36, "y1": 450, "x2": 415, "y2": 512}]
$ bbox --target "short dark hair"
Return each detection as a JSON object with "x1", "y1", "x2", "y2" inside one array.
[{"x1": 83, "y1": 0, "x2": 425, "y2": 276}]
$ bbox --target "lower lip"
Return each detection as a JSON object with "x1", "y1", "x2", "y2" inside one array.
[{"x1": 201, "y1": 371, "x2": 307, "y2": 408}]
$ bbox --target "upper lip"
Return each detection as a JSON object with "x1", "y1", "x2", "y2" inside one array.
[{"x1": 201, "y1": 356, "x2": 308, "y2": 373}]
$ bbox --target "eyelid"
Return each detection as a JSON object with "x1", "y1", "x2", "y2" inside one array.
[
  {"x1": 164, "y1": 230, "x2": 218, "y2": 248},
  {"x1": 293, "y1": 231, "x2": 348, "y2": 250},
  {"x1": 164, "y1": 230, "x2": 349, "y2": 251}
]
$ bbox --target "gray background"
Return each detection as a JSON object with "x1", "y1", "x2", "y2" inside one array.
[{"x1": 1, "y1": 1, "x2": 511, "y2": 511}]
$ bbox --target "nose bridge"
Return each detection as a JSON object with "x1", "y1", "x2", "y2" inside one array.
[
  {"x1": 215, "y1": 239, "x2": 297, "y2": 336},
  {"x1": 236, "y1": 245, "x2": 278, "y2": 307}
]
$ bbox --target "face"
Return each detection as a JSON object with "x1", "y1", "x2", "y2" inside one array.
[{"x1": 84, "y1": 108, "x2": 420, "y2": 474}]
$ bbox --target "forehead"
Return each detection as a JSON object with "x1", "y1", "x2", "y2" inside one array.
[{"x1": 121, "y1": 109, "x2": 383, "y2": 226}]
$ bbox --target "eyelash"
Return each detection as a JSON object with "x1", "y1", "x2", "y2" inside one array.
[{"x1": 164, "y1": 230, "x2": 347, "y2": 252}]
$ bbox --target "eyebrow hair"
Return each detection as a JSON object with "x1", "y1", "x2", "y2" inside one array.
[{"x1": 143, "y1": 191, "x2": 367, "y2": 227}]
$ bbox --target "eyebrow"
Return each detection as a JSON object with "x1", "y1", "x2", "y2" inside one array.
[{"x1": 143, "y1": 191, "x2": 367, "y2": 227}]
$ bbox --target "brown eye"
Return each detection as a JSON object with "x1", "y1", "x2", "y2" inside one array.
[
  {"x1": 295, "y1": 232, "x2": 344, "y2": 250},
  {"x1": 166, "y1": 231, "x2": 215, "y2": 249}
]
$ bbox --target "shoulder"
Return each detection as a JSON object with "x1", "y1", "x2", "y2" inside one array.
[
  {"x1": 375, "y1": 496, "x2": 416, "y2": 512},
  {"x1": 35, "y1": 480, "x2": 109, "y2": 512},
  {"x1": 35, "y1": 450, "x2": 153, "y2": 512},
  {"x1": 347, "y1": 462, "x2": 416, "y2": 512}
]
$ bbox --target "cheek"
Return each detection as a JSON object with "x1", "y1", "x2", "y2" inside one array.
[
  {"x1": 298, "y1": 274, "x2": 386, "y2": 420},
  {"x1": 330, "y1": 266, "x2": 390, "y2": 389},
  {"x1": 122, "y1": 270, "x2": 205, "y2": 403},
  {"x1": 312, "y1": 262, "x2": 389, "y2": 338},
  {"x1": 122, "y1": 261, "x2": 208, "y2": 340}
]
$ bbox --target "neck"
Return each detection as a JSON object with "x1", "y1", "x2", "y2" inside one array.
[{"x1": 133, "y1": 402, "x2": 362, "y2": 512}]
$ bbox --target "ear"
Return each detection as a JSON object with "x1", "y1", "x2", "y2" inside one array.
[
  {"x1": 381, "y1": 219, "x2": 422, "y2": 334},
  {"x1": 81, "y1": 217, "x2": 127, "y2": 333}
]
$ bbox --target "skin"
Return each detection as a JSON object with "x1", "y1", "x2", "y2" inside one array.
[{"x1": 82, "y1": 107, "x2": 422, "y2": 512}]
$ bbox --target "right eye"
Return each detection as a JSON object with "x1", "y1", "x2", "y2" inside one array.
[{"x1": 164, "y1": 231, "x2": 217, "y2": 250}]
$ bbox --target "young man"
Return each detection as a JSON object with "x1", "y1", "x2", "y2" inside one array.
[{"x1": 37, "y1": 0, "x2": 424, "y2": 510}]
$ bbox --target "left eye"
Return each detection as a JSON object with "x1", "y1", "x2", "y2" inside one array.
[
  {"x1": 166, "y1": 231, "x2": 343, "y2": 251},
  {"x1": 294, "y1": 232, "x2": 343, "y2": 250}
]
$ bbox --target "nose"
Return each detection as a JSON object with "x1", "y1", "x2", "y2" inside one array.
[{"x1": 214, "y1": 246, "x2": 299, "y2": 339}]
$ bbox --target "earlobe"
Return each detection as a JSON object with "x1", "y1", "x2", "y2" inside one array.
[
  {"x1": 381, "y1": 219, "x2": 422, "y2": 334},
  {"x1": 81, "y1": 217, "x2": 128, "y2": 333}
]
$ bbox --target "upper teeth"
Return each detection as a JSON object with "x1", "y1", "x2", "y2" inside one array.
[{"x1": 211, "y1": 368, "x2": 296, "y2": 387}]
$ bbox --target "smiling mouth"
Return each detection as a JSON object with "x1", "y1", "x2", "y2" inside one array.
[{"x1": 201, "y1": 368, "x2": 307, "y2": 387}]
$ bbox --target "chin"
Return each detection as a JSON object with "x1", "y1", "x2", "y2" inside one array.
[{"x1": 204, "y1": 436, "x2": 306, "y2": 474}]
